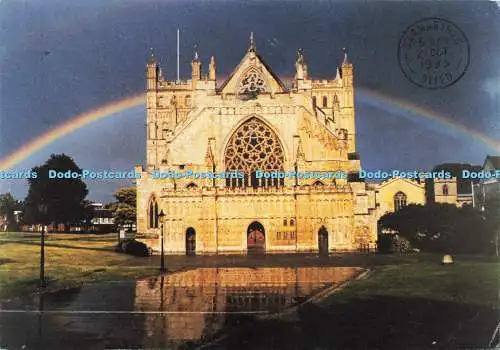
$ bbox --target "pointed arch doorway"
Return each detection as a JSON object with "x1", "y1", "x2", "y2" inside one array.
[
  {"x1": 186, "y1": 227, "x2": 196, "y2": 255},
  {"x1": 318, "y1": 226, "x2": 329, "y2": 255},
  {"x1": 247, "y1": 221, "x2": 265, "y2": 252}
]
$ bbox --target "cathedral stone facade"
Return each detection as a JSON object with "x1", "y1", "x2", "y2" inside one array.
[{"x1": 135, "y1": 34, "x2": 379, "y2": 254}]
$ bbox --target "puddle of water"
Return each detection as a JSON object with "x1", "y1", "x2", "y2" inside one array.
[{"x1": 0, "y1": 266, "x2": 361, "y2": 348}]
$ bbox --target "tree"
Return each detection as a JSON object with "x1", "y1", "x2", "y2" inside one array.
[
  {"x1": 23, "y1": 154, "x2": 88, "y2": 230},
  {"x1": 482, "y1": 197, "x2": 500, "y2": 256},
  {"x1": 378, "y1": 203, "x2": 493, "y2": 254},
  {"x1": 113, "y1": 187, "x2": 136, "y2": 207},
  {"x1": 107, "y1": 187, "x2": 136, "y2": 229},
  {"x1": 80, "y1": 199, "x2": 97, "y2": 230},
  {"x1": 0, "y1": 193, "x2": 22, "y2": 231}
]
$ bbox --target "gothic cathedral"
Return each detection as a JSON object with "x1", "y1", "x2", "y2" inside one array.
[{"x1": 135, "y1": 34, "x2": 379, "y2": 254}]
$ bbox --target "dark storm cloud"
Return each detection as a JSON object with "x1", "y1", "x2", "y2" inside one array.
[{"x1": 0, "y1": 0, "x2": 499, "y2": 202}]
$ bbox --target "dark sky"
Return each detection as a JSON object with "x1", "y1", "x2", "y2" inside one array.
[{"x1": 0, "y1": 0, "x2": 499, "y2": 202}]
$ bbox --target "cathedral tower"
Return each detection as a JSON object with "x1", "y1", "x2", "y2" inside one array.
[{"x1": 136, "y1": 33, "x2": 377, "y2": 255}]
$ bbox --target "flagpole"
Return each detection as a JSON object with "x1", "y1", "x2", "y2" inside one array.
[
  {"x1": 177, "y1": 28, "x2": 180, "y2": 82},
  {"x1": 471, "y1": 180, "x2": 475, "y2": 208}
]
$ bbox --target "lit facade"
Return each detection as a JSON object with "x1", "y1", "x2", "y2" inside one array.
[
  {"x1": 135, "y1": 34, "x2": 379, "y2": 254},
  {"x1": 376, "y1": 177, "x2": 426, "y2": 214}
]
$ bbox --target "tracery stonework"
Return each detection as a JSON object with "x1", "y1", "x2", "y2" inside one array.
[
  {"x1": 238, "y1": 69, "x2": 268, "y2": 94},
  {"x1": 353, "y1": 225, "x2": 371, "y2": 250},
  {"x1": 136, "y1": 33, "x2": 382, "y2": 255},
  {"x1": 224, "y1": 117, "x2": 285, "y2": 187}
]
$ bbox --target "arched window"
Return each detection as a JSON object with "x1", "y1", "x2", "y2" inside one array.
[
  {"x1": 283, "y1": 219, "x2": 288, "y2": 226},
  {"x1": 185, "y1": 95, "x2": 191, "y2": 107},
  {"x1": 322, "y1": 96, "x2": 328, "y2": 108},
  {"x1": 290, "y1": 219, "x2": 295, "y2": 226},
  {"x1": 149, "y1": 201, "x2": 154, "y2": 228},
  {"x1": 224, "y1": 117, "x2": 285, "y2": 188},
  {"x1": 149, "y1": 197, "x2": 159, "y2": 229},
  {"x1": 154, "y1": 202, "x2": 159, "y2": 228},
  {"x1": 312, "y1": 96, "x2": 317, "y2": 108},
  {"x1": 442, "y1": 184, "x2": 449, "y2": 196},
  {"x1": 393, "y1": 192, "x2": 407, "y2": 211},
  {"x1": 186, "y1": 182, "x2": 198, "y2": 190}
]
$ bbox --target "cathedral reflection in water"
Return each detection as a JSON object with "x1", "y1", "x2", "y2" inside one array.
[
  {"x1": 135, "y1": 267, "x2": 361, "y2": 345},
  {"x1": 0, "y1": 266, "x2": 362, "y2": 348}
]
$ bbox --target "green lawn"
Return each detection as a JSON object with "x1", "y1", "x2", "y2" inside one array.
[
  {"x1": 216, "y1": 257, "x2": 500, "y2": 349},
  {"x1": 328, "y1": 258, "x2": 500, "y2": 309},
  {"x1": 1, "y1": 232, "x2": 499, "y2": 347},
  {"x1": 0, "y1": 232, "x2": 157, "y2": 300},
  {"x1": 1, "y1": 232, "x2": 498, "y2": 314}
]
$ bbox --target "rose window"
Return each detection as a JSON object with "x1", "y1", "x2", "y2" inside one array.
[
  {"x1": 238, "y1": 69, "x2": 268, "y2": 95},
  {"x1": 225, "y1": 117, "x2": 284, "y2": 187}
]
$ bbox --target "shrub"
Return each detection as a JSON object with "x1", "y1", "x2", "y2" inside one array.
[
  {"x1": 114, "y1": 243, "x2": 123, "y2": 253},
  {"x1": 378, "y1": 203, "x2": 496, "y2": 255},
  {"x1": 391, "y1": 234, "x2": 411, "y2": 253},
  {"x1": 377, "y1": 234, "x2": 393, "y2": 254},
  {"x1": 116, "y1": 239, "x2": 150, "y2": 257},
  {"x1": 377, "y1": 234, "x2": 412, "y2": 253}
]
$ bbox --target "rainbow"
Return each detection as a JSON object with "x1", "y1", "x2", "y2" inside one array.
[
  {"x1": 0, "y1": 89, "x2": 498, "y2": 170},
  {"x1": 357, "y1": 88, "x2": 500, "y2": 152},
  {"x1": 0, "y1": 94, "x2": 145, "y2": 170}
]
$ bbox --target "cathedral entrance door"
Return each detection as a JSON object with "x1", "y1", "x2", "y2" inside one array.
[
  {"x1": 318, "y1": 226, "x2": 329, "y2": 255},
  {"x1": 247, "y1": 221, "x2": 265, "y2": 252},
  {"x1": 186, "y1": 227, "x2": 196, "y2": 255}
]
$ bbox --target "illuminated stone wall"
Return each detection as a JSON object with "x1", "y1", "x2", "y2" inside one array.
[
  {"x1": 376, "y1": 177, "x2": 426, "y2": 216},
  {"x1": 137, "y1": 35, "x2": 379, "y2": 253},
  {"x1": 434, "y1": 177, "x2": 458, "y2": 206}
]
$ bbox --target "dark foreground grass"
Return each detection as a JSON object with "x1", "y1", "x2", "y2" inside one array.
[
  {"x1": 1, "y1": 233, "x2": 498, "y2": 348},
  {"x1": 329, "y1": 260, "x2": 499, "y2": 308},
  {"x1": 211, "y1": 259, "x2": 500, "y2": 349}
]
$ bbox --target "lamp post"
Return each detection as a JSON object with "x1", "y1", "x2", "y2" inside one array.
[
  {"x1": 158, "y1": 209, "x2": 166, "y2": 273},
  {"x1": 481, "y1": 204, "x2": 499, "y2": 257},
  {"x1": 38, "y1": 204, "x2": 48, "y2": 288}
]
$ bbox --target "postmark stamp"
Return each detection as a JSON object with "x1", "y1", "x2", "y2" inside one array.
[{"x1": 398, "y1": 18, "x2": 469, "y2": 89}]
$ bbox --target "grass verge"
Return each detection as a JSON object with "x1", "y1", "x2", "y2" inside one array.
[{"x1": 0, "y1": 233, "x2": 157, "y2": 301}]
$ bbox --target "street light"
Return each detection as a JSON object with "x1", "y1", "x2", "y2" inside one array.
[
  {"x1": 158, "y1": 209, "x2": 166, "y2": 273},
  {"x1": 38, "y1": 204, "x2": 48, "y2": 288}
]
